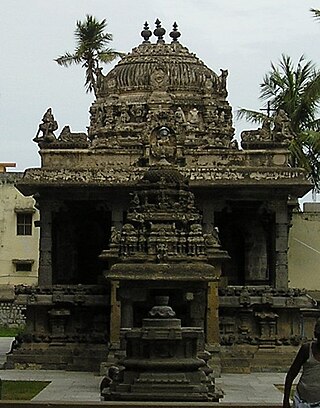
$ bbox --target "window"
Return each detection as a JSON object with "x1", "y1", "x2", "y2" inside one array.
[
  {"x1": 15, "y1": 263, "x2": 32, "y2": 272},
  {"x1": 12, "y1": 260, "x2": 34, "y2": 272},
  {"x1": 16, "y1": 213, "x2": 33, "y2": 235}
]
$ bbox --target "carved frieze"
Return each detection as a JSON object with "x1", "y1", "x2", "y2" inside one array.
[
  {"x1": 20, "y1": 166, "x2": 309, "y2": 187},
  {"x1": 241, "y1": 110, "x2": 296, "y2": 150}
]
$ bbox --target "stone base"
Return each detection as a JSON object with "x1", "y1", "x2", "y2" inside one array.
[
  {"x1": 5, "y1": 342, "x2": 108, "y2": 372},
  {"x1": 102, "y1": 371, "x2": 221, "y2": 402},
  {"x1": 220, "y1": 345, "x2": 298, "y2": 373}
]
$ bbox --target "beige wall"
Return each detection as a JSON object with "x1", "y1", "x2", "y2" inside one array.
[
  {"x1": 288, "y1": 203, "x2": 320, "y2": 290},
  {"x1": 0, "y1": 173, "x2": 39, "y2": 285}
]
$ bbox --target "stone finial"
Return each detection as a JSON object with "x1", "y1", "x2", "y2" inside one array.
[
  {"x1": 141, "y1": 21, "x2": 152, "y2": 43},
  {"x1": 154, "y1": 18, "x2": 166, "y2": 43},
  {"x1": 169, "y1": 22, "x2": 181, "y2": 43}
]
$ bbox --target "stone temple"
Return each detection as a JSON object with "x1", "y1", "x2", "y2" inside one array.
[{"x1": 10, "y1": 20, "x2": 319, "y2": 376}]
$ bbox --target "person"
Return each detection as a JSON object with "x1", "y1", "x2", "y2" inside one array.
[{"x1": 283, "y1": 319, "x2": 320, "y2": 408}]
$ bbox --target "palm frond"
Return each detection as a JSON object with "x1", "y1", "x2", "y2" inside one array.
[
  {"x1": 289, "y1": 137, "x2": 311, "y2": 171},
  {"x1": 236, "y1": 108, "x2": 268, "y2": 124},
  {"x1": 311, "y1": 8, "x2": 320, "y2": 22},
  {"x1": 98, "y1": 49, "x2": 124, "y2": 63},
  {"x1": 75, "y1": 15, "x2": 112, "y2": 51},
  {"x1": 308, "y1": 118, "x2": 320, "y2": 132},
  {"x1": 55, "y1": 52, "x2": 82, "y2": 67}
]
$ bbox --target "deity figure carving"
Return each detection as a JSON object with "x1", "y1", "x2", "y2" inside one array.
[
  {"x1": 204, "y1": 74, "x2": 215, "y2": 94},
  {"x1": 34, "y1": 108, "x2": 58, "y2": 143},
  {"x1": 156, "y1": 243, "x2": 168, "y2": 262},
  {"x1": 121, "y1": 224, "x2": 138, "y2": 256},
  {"x1": 130, "y1": 104, "x2": 145, "y2": 123},
  {"x1": 188, "y1": 223, "x2": 205, "y2": 256},
  {"x1": 204, "y1": 227, "x2": 221, "y2": 249},
  {"x1": 206, "y1": 108, "x2": 219, "y2": 130},
  {"x1": 110, "y1": 227, "x2": 121, "y2": 246},
  {"x1": 96, "y1": 106, "x2": 106, "y2": 127},
  {"x1": 273, "y1": 109, "x2": 295, "y2": 141},
  {"x1": 130, "y1": 193, "x2": 140, "y2": 208},
  {"x1": 118, "y1": 105, "x2": 130, "y2": 124},
  {"x1": 187, "y1": 107, "x2": 200, "y2": 128},
  {"x1": 218, "y1": 69, "x2": 228, "y2": 96},
  {"x1": 95, "y1": 67, "x2": 105, "y2": 96},
  {"x1": 150, "y1": 126, "x2": 176, "y2": 162},
  {"x1": 105, "y1": 106, "x2": 115, "y2": 125},
  {"x1": 174, "y1": 106, "x2": 186, "y2": 125}
]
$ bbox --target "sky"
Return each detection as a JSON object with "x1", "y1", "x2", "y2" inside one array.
[{"x1": 1, "y1": 0, "x2": 320, "y2": 199}]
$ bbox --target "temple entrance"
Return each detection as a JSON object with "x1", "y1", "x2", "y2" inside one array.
[
  {"x1": 215, "y1": 201, "x2": 276, "y2": 286},
  {"x1": 52, "y1": 201, "x2": 111, "y2": 284}
]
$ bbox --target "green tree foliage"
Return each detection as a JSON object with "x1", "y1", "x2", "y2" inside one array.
[
  {"x1": 237, "y1": 54, "x2": 320, "y2": 191},
  {"x1": 55, "y1": 15, "x2": 122, "y2": 94}
]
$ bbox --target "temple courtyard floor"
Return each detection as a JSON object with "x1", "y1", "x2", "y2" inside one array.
[{"x1": 0, "y1": 338, "x2": 297, "y2": 405}]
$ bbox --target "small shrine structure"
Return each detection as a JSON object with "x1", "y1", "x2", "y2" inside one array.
[
  {"x1": 101, "y1": 296, "x2": 222, "y2": 401},
  {"x1": 10, "y1": 20, "x2": 318, "y2": 373}
]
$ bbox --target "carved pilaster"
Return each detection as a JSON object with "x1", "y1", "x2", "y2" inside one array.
[
  {"x1": 110, "y1": 281, "x2": 121, "y2": 344},
  {"x1": 38, "y1": 201, "x2": 54, "y2": 286},
  {"x1": 206, "y1": 282, "x2": 220, "y2": 344},
  {"x1": 274, "y1": 202, "x2": 289, "y2": 289}
]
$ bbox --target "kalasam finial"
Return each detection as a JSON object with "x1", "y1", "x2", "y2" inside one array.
[
  {"x1": 154, "y1": 18, "x2": 166, "y2": 43},
  {"x1": 169, "y1": 22, "x2": 181, "y2": 43},
  {"x1": 141, "y1": 21, "x2": 152, "y2": 43}
]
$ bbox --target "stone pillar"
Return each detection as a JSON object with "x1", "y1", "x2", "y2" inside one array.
[
  {"x1": 121, "y1": 298, "x2": 133, "y2": 328},
  {"x1": 202, "y1": 199, "x2": 215, "y2": 234},
  {"x1": 38, "y1": 201, "x2": 53, "y2": 286},
  {"x1": 206, "y1": 281, "x2": 220, "y2": 344},
  {"x1": 112, "y1": 207, "x2": 123, "y2": 230},
  {"x1": 110, "y1": 280, "x2": 121, "y2": 344},
  {"x1": 274, "y1": 202, "x2": 289, "y2": 289}
]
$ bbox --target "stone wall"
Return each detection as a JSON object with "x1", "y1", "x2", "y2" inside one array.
[
  {"x1": 0, "y1": 301, "x2": 25, "y2": 328},
  {"x1": 0, "y1": 285, "x2": 25, "y2": 328}
]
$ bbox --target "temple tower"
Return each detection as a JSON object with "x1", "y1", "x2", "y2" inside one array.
[{"x1": 11, "y1": 20, "x2": 316, "y2": 372}]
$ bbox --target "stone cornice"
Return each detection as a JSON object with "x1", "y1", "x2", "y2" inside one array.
[{"x1": 19, "y1": 166, "x2": 310, "y2": 185}]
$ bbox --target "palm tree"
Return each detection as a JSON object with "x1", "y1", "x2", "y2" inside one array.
[
  {"x1": 237, "y1": 54, "x2": 320, "y2": 190},
  {"x1": 55, "y1": 15, "x2": 122, "y2": 94}
]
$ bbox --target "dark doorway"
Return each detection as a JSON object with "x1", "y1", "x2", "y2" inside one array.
[
  {"x1": 52, "y1": 201, "x2": 111, "y2": 284},
  {"x1": 215, "y1": 202, "x2": 275, "y2": 286}
]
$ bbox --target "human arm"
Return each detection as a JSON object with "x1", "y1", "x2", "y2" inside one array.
[{"x1": 283, "y1": 343, "x2": 309, "y2": 408}]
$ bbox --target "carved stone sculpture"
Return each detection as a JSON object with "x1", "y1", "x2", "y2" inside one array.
[{"x1": 34, "y1": 108, "x2": 58, "y2": 143}]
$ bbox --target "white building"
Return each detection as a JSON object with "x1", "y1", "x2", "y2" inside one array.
[
  {"x1": 288, "y1": 202, "x2": 320, "y2": 292},
  {"x1": 0, "y1": 163, "x2": 39, "y2": 285}
]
